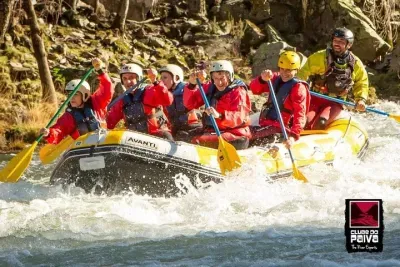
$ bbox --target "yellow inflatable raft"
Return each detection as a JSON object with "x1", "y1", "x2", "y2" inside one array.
[{"x1": 50, "y1": 115, "x2": 368, "y2": 196}]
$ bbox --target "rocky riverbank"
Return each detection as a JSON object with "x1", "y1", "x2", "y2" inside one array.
[{"x1": 0, "y1": 0, "x2": 399, "y2": 151}]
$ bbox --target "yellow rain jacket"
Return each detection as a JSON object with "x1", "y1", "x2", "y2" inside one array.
[{"x1": 297, "y1": 49, "x2": 369, "y2": 101}]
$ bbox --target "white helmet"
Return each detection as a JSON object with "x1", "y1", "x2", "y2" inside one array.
[
  {"x1": 159, "y1": 64, "x2": 184, "y2": 83},
  {"x1": 120, "y1": 63, "x2": 143, "y2": 80},
  {"x1": 210, "y1": 60, "x2": 234, "y2": 81},
  {"x1": 65, "y1": 79, "x2": 91, "y2": 102}
]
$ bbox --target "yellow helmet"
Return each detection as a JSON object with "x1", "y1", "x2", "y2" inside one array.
[{"x1": 278, "y1": 51, "x2": 301, "y2": 70}]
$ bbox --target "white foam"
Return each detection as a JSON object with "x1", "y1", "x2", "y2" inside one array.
[{"x1": 0, "y1": 107, "x2": 399, "y2": 245}]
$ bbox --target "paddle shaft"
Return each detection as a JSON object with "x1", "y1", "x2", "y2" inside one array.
[
  {"x1": 267, "y1": 80, "x2": 296, "y2": 163},
  {"x1": 309, "y1": 91, "x2": 389, "y2": 117},
  {"x1": 195, "y1": 78, "x2": 222, "y2": 136},
  {"x1": 36, "y1": 67, "x2": 95, "y2": 143},
  {"x1": 195, "y1": 78, "x2": 241, "y2": 174},
  {"x1": 107, "y1": 77, "x2": 147, "y2": 111}
]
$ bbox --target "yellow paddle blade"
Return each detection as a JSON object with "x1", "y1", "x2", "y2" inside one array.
[
  {"x1": 389, "y1": 114, "x2": 400, "y2": 123},
  {"x1": 39, "y1": 136, "x2": 74, "y2": 164},
  {"x1": 217, "y1": 137, "x2": 241, "y2": 175},
  {"x1": 292, "y1": 162, "x2": 308, "y2": 183},
  {"x1": 0, "y1": 141, "x2": 38, "y2": 183}
]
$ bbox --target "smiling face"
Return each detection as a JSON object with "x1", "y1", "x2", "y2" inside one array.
[
  {"x1": 121, "y1": 73, "x2": 138, "y2": 89},
  {"x1": 279, "y1": 68, "x2": 297, "y2": 82},
  {"x1": 160, "y1": 71, "x2": 174, "y2": 90},
  {"x1": 211, "y1": 71, "x2": 230, "y2": 91},
  {"x1": 332, "y1": 37, "x2": 352, "y2": 56},
  {"x1": 69, "y1": 92, "x2": 84, "y2": 107}
]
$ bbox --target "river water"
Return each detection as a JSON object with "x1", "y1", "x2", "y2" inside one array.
[{"x1": 1, "y1": 101, "x2": 400, "y2": 266}]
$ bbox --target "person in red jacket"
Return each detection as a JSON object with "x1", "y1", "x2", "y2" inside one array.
[
  {"x1": 158, "y1": 64, "x2": 202, "y2": 141},
  {"x1": 249, "y1": 51, "x2": 310, "y2": 148},
  {"x1": 184, "y1": 60, "x2": 252, "y2": 150},
  {"x1": 40, "y1": 58, "x2": 114, "y2": 144},
  {"x1": 106, "y1": 63, "x2": 174, "y2": 140}
]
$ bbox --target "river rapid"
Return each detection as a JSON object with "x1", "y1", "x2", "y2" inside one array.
[{"x1": 0, "y1": 101, "x2": 400, "y2": 266}]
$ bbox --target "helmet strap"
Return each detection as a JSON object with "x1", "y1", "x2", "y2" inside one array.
[
  {"x1": 174, "y1": 74, "x2": 180, "y2": 84},
  {"x1": 334, "y1": 50, "x2": 350, "y2": 61}
]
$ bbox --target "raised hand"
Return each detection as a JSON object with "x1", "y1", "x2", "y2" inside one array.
[
  {"x1": 147, "y1": 68, "x2": 158, "y2": 83},
  {"x1": 188, "y1": 70, "x2": 207, "y2": 85},
  {"x1": 260, "y1": 69, "x2": 273, "y2": 81},
  {"x1": 92, "y1": 58, "x2": 104, "y2": 71}
]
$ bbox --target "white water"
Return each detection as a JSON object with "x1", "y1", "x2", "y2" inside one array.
[{"x1": 0, "y1": 101, "x2": 400, "y2": 266}]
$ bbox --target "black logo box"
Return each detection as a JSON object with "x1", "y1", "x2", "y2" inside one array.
[{"x1": 345, "y1": 199, "x2": 384, "y2": 253}]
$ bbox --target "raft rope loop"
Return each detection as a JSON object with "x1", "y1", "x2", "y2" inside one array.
[{"x1": 333, "y1": 115, "x2": 352, "y2": 148}]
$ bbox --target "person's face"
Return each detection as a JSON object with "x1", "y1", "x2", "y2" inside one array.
[
  {"x1": 121, "y1": 73, "x2": 138, "y2": 88},
  {"x1": 332, "y1": 37, "x2": 351, "y2": 56},
  {"x1": 70, "y1": 92, "x2": 84, "y2": 107},
  {"x1": 279, "y1": 68, "x2": 297, "y2": 82},
  {"x1": 160, "y1": 72, "x2": 174, "y2": 90},
  {"x1": 212, "y1": 71, "x2": 230, "y2": 91}
]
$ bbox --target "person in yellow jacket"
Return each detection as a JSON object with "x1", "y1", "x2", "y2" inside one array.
[{"x1": 297, "y1": 27, "x2": 369, "y2": 130}]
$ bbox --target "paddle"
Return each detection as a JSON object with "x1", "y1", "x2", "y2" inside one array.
[
  {"x1": 107, "y1": 77, "x2": 147, "y2": 111},
  {"x1": 39, "y1": 136, "x2": 74, "y2": 164},
  {"x1": 310, "y1": 91, "x2": 400, "y2": 123},
  {"x1": 267, "y1": 80, "x2": 308, "y2": 182},
  {"x1": 39, "y1": 77, "x2": 148, "y2": 165},
  {"x1": 0, "y1": 67, "x2": 94, "y2": 183},
  {"x1": 195, "y1": 78, "x2": 241, "y2": 174}
]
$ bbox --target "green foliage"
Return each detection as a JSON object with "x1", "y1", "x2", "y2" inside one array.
[
  {"x1": 5, "y1": 126, "x2": 22, "y2": 141},
  {"x1": 52, "y1": 67, "x2": 67, "y2": 91},
  {"x1": 90, "y1": 39, "x2": 100, "y2": 46},
  {"x1": 4, "y1": 46, "x2": 35, "y2": 63},
  {"x1": 56, "y1": 26, "x2": 74, "y2": 36},
  {"x1": 5, "y1": 126, "x2": 37, "y2": 143},
  {"x1": 114, "y1": 39, "x2": 130, "y2": 53},
  {"x1": 17, "y1": 79, "x2": 41, "y2": 95},
  {"x1": 0, "y1": 73, "x2": 17, "y2": 98},
  {"x1": 67, "y1": 47, "x2": 83, "y2": 56},
  {"x1": 209, "y1": 17, "x2": 221, "y2": 35},
  {"x1": 0, "y1": 56, "x2": 8, "y2": 65},
  {"x1": 133, "y1": 39, "x2": 152, "y2": 51},
  {"x1": 5, "y1": 47, "x2": 25, "y2": 60},
  {"x1": 228, "y1": 15, "x2": 247, "y2": 39}
]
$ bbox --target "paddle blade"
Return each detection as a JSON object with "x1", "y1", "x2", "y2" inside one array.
[
  {"x1": 217, "y1": 137, "x2": 241, "y2": 175},
  {"x1": 292, "y1": 162, "x2": 308, "y2": 183},
  {"x1": 39, "y1": 136, "x2": 74, "y2": 164},
  {"x1": 0, "y1": 141, "x2": 38, "y2": 183},
  {"x1": 389, "y1": 113, "x2": 400, "y2": 123}
]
